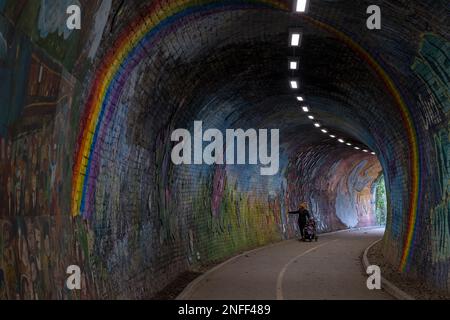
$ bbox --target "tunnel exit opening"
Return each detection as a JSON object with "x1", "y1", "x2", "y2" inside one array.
[{"x1": 372, "y1": 174, "x2": 387, "y2": 226}]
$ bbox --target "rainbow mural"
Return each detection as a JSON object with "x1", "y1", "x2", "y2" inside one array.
[
  {"x1": 71, "y1": 0, "x2": 290, "y2": 219},
  {"x1": 302, "y1": 16, "x2": 420, "y2": 272},
  {"x1": 71, "y1": 0, "x2": 420, "y2": 271}
]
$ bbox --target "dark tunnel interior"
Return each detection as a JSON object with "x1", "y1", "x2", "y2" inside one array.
[{"x1": 0, "y1": 0, "x2": 448, "y2": 299}]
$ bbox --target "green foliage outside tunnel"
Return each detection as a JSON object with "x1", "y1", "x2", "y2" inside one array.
[{"x1": 374, "y1": 176, "x2": 387, "y2": 226}]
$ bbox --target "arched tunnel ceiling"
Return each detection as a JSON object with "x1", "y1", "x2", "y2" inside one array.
[
  {"x1": 0, "y1": 0, "x2": 448, "y2": 299},
  {"x1": 97, "y1": 3, "x2": 406, "y2": 158},
  {"x1": 94, "y1": 0, "x2": 447, "y2": 162}
]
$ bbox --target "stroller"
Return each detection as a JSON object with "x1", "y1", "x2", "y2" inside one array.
[{"x1": 303, "y1": 218, "x2": 318, "y2": 242}]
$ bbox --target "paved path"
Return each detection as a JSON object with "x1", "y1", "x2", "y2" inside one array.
[{"x1": 180, "y1": 228, "x2": 392, "y2": 300}]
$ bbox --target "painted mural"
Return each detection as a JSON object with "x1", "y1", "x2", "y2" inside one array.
[
  {"x1": 0, "y1": 0, "x2": 448, "y2": 299},
  {"x1": 286, "y1": 147, "x2": 382, "y2": 233},
  {"x1": 0, "y1": 0, "x2": 115, "y2": 299},
  {"x1": 411, "y1": 32, "x2": 450, "y2": 288}
]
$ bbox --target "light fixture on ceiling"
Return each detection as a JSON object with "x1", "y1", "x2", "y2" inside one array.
[
  {"x1": 294, "y1": 0, "x2": 309, "y2": 13},
  {"x1": 329, "y1": 134, "x2": 336, "y2": 138},
  {"x1": 346, "y1": 143, "x2": 352, "y2": 146},
  {"x1": 314, "y1": 123, "x2": 321, "y2": 128},
  {"x1": 371, "y1": 152, "x2": 376, "y2": 155},
  {"x1": 297, "y1": 96, "x2": 304, "y2": 102},
  {"x1": 321, "y1": 129, "x2": 328, "y2": 133},
  {"x1": 290, "y1": 80, "x2": 299, "y2": 89},
  {"x1": 302, "y1": 106, "x2": 309, "y2": 112},
  {"x1": 338, "y1": 139, "x2": 345, "y2": 143},
  {"x1": 289, "y1": 59, "x2": 299, "y2": 70},
  {"x1": 354, "y1": 147, "x2": 360, "y2": 150},
  {"x1": 363, "y1": 149, "x2": 369, "y2": 153},
  {"x1": 289, "y1": 30, "x2": 302, "y2": 47},
  {"x1": 308, "y1": 115, "x2": 314, "y2": 120}
]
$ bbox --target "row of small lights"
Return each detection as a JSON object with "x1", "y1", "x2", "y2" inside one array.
[{"x1": 288, "y1": 1, "x2": 376, "y2": 156}]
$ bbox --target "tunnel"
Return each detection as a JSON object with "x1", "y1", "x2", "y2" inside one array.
[{"x1": 0, "y1": 0, "x2": 448, "y2": 300}]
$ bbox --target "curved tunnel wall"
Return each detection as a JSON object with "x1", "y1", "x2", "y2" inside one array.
[{"x1": 0, "y1": 0, "x2": 448, "y2": 298}]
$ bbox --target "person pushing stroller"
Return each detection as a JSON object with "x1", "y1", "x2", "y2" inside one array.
[{"x1": 289, "y1": 202, "x2": 314, "y2": 241}]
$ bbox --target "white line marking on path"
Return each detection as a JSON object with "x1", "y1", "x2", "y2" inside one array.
[{"x1": 276, "y1": 240, "x2": 339, "y2": 300}]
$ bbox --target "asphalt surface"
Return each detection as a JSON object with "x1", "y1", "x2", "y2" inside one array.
[{"x1": 181, "y1": 227, "x2": 393, "y2": 300}]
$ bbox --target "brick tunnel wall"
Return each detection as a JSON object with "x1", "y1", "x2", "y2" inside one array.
[{"x1": 0, "y1": 0, "x2": 449, "y2": 299}]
